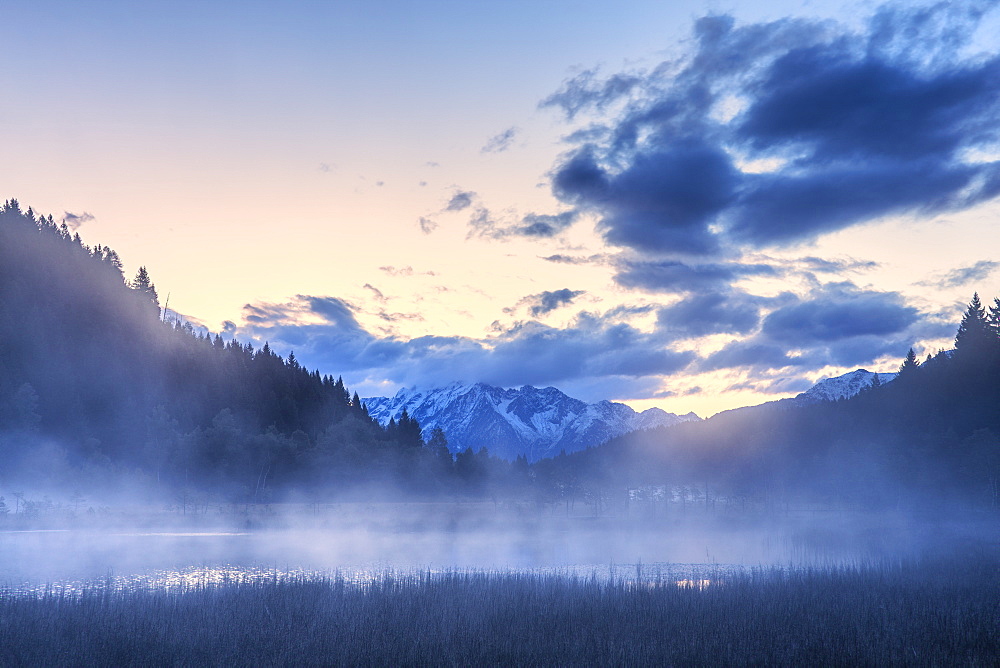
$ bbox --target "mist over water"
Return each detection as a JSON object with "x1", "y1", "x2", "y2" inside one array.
[{"x1": 3, "y1": 502, "x2": 989, "y2": 594}]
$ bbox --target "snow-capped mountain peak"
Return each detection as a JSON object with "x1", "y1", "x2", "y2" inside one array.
[
  {"x1": 796, "y1": 369, "x2": 896, "y2": 404},
  {"x1": 362, "y1": 383, "x2": 700, "y2": 462}
]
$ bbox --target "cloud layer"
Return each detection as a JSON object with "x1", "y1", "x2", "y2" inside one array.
[
  {"x1": 235, "y1": 2, "x2": 993, "y2": 411},
  {"x1": 544, "y1": 2, "x2": 1000, "y2": 256}
]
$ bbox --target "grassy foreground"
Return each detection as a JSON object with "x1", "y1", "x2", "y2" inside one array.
[{"x1": 1, "y1": 559, "x2": 998, "y2": 666}]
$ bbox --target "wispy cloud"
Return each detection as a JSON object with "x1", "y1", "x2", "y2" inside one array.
[
  {"x1": 61, "y1": 211, "x2": 94, "y2": 230},
  {"x1": 481, "y1": 126, "x2": 519, "y2": 154},
  {"x1": 916, "y1": 260, "x2": 999, "y2": 288}
]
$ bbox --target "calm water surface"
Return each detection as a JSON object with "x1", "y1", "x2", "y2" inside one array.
[{"x1": 0, "y1": 513, "x2": 917, "y2": 594}]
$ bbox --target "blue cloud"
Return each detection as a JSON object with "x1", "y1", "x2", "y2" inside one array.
[
  {"x1": 481, "y1": 126, "x2": 518, "y2": 154},
  {"x1": 614, "y1": 259, "x2": 778, "y2": 294},
  {"x1": 235, "y1": 296, "x2": 694, "y2": 393},
  {"x1": 656, "y1": 290, "x2": 766, "y2": 337},
  {"x1": 918, "y1": 260, "x2": 999, "y2": 288},
  {"x1": 700, "y1": 341, "x2": 804, "y2": 372},
  {"x1": 544, "y1": 1, "x2": 1000, "y2": 255},
  {"x1": 445, "y1": 190, "x2": 475, "y2": 211},
  {"x1": 516, "y1": 288, "x2": 585, "y2": 317},
  {"x1": 698, "y1": 282, "x2": 922, "y2": 374},
  {"x1": 761, "y1": 283, "x2": 918, "y2": 344},
  {"x1": 516, "y1": 211, "x2": 578, "y2": 237},
  {"x1": 540, "y1": 69, "x2": 642, "y2": 119}
]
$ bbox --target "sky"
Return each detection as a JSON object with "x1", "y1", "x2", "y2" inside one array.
[{"x1": 3, "y1": 0, "x2": 1000, "y2": 417}]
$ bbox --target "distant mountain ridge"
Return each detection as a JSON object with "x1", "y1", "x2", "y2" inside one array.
[
  {"x1": 714, "y1": 368, "x2": 898, "y2": 419},
  {"x1": 362, "y1": 383, "x2": 700, "y2": 462},
  {"x1": 792, "y1": 369, "x2": 897, "y2": 405}
]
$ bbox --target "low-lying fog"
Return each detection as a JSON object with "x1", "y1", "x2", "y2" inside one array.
[{"x1": 3, "y1": 502, "x2": 993, "y2": 592}]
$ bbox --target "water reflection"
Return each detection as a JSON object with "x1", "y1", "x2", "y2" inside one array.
[
  {"x1": 4, "y1": 562, "x2": 733, "y2": 598},
  {"x1": 0, "y1": 509, "x2": 956, "y2": 596}
]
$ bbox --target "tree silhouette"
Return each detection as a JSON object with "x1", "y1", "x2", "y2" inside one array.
[
  {"x1": 898, "y1": 348, "x2": 920, "y2": 376},
  {"x1": 955, "y1": 293, "x2": 993, "y2": 358}
]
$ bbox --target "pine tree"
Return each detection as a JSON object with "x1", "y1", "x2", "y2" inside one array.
[
  {"x1": 988, "y1": 297, "x2": 1000, "y2": 338},
  {"x1": 426, "y1": 426, "x2": 453, "y2": 472},
  {"x1": 955, "y1": 293, "x2": 993, "y2": 357},
  {"x1": 352, "y1": 392, "x2": 370, "y2": 417},
  {"x1": 396, "y1": 409, "x2": 424, "y2": 448},
  {"x1": 898, "y1": 348, "x2": 920, "y2": 375},
  {"x1": 334, "y1": 376, "x2": 350, "y2": 405},
  {"x1": 130, "y1": 265, "x2": 160, "y2": 315}
]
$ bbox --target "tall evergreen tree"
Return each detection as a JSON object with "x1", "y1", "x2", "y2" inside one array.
[
  {"x1": 898, "y1": 348, "x2": 920, "y2": 376},
  {"x1": 988, "y1": 297, "x2": 1000, "y2": 338},
  {"x1": 396, "y1": 409, "x2": 424, "y2": 448},
  {"x1": 131, "y1": 265, "x2": 159, "y2": 314},
  {"x1": 955, "y1": 293, "x2": 993, "y2": 357}
]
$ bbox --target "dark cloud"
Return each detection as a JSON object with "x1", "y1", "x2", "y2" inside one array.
[
  {"x1": 481, "y1": 127, "x2": 519, "y2": 154},
  {"x1": 470, "y1": 209, "x2": 580, "y2": 240},
  {"x1": 554, "y1": 141, "x2": 737, "y2": 255},
  {"x1": 515, "y1": 211, "x2": 579, "y2": 237},
  {"x1": 700, "y1": 340, "x2": 805, "y2": 372},
  {"x1": 656, "y1": 290, "x2": 766, "y2": 337},
  {"x1": 61, "y1": 211, "x2": 94, "y2": 230},
  {"x1": 519, "y1": 289, "x2": 586, "y2": 317},
  {"x1": 614, "y1": 259, "x2": 778, "y2": 294},
  {"x1": 445, "y1": 190, "x2": 475, "y2": 211},
  {"x1": 299, "y1": 296, "x2": 364, "y2": 329},
  {"x1": 761, "y1": 283, "x2": 918, "y2": 344},
  {"x1": 917, "y1": 260, "x2": 999, "y2": 288},
  {"x1": 234, "y1": 296, "x2": 693, "y2": 394},
  {"x1": 699, "y1": 282, "x2": 921, "y2": 374},
  {"x1": 545, "y1": 2, "x2": 1000, "y2": 255}
]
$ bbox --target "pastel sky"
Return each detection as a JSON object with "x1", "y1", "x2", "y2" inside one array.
[{"x1": 4, "y1": 0, "x2": 1000, "y2": 416}]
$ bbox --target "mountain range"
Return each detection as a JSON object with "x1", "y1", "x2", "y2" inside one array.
[
  {"x1": 363, "y1": 383, "x2": 699, "y2": 462},
  {"x1": 363, "y1": 369, "x2": 897, "y2": 462}
]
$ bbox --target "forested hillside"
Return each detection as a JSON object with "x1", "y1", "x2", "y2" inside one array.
[
  {"x1": 565, "y1": 297, "x2": 1000, "y2": 510},
  {"x1": 0, "y1": 200, "x2": 473, "y2": 500},
  {"x1": 2, "y1": 199, "x2": 998, "y2": 511}
]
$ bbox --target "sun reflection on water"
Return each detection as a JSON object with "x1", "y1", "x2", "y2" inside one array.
[
  {"x1": 675, "y1": 579, "x2": 714, "y2": 589},
  {"x1": 2, "y1": 562, "x2": 737, "y2": 598}
]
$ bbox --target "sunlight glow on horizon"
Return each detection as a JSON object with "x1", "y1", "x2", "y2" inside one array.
[{"x1": 3, "y1": 0, "x2": 998, "y2": 417}]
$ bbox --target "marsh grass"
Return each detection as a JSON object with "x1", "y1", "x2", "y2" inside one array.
[{"x1": 0, "y1": 558, "x2": 997, "y2": 666}]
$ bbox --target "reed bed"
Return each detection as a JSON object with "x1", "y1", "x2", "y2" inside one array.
[{"x1": 0, "y1": 558, "x2": 997, "y2": 666}]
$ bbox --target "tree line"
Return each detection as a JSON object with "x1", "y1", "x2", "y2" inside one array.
[
  {"x1": 2, "y1": 198, "x2": 998, "y2": 511},
  {"x1": 0, "y1": 200, "x2": 539, "y2": 502}
]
